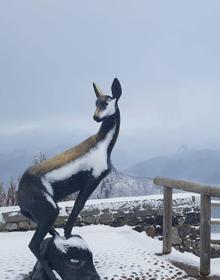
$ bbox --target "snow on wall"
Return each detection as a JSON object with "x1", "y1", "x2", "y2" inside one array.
[{"x1": 61, "y1": 192, "x2": 200, "y2": 215}]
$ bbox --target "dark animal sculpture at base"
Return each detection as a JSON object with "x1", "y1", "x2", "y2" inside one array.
[
  {"x1": 30, "y1": 234, "x2": 100, "y2": 280},
  {"x1": 17, "y1": 78, "x2": 122, "y2": 280}
]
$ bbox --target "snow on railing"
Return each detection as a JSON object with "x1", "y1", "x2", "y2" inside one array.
[{"x1": 153, "y1": 177, "x2": 220, "y2": 277}]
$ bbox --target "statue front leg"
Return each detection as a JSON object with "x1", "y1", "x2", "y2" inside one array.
[{"x1": 64, "y1": 187, "x2": 95, "y2": 238}]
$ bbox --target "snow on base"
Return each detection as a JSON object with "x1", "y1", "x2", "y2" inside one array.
[
  {"x1": 1, "y1": 225, "x2": 216, "y2": 280},
  {"x1": 54, "y1": 235, "x2": 90, "y2": 253}
]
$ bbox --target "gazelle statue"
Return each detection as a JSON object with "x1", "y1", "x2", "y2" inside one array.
[{"x1": 18, "y1": 78, "x2": 122, "y2": 280}]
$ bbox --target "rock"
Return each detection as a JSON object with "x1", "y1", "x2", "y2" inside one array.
[
  {"x1": 184, "y1": 211, "x2": 200, "y2": 225},
  {"x1": 18, "y1": 221, "x2": 30, "y2": 231},
  {"x1": 172, "y1": 215, "x2": 184, "y2": 226},
  {"x1": 182, "y1": 207, "x2": 194, "y2": 214},
  {"x1": 81, "y1": 209, "x2": 100, "y2": 216},
  {"x1": 0, "y1": 213, "x2": 6, "y2": 231},
  {"x1": 133, "y1": 225, "x2": 144, "y2": 233},
  {"x1": 54, "y1": 216, "x2": 68, "y2": 227},
  {"x1": 82, "y1": 215, "x2": 97, "y2": 225},
  {"x1": 183, "y1": 238, "x2": 193, "y2": 252},
  {"x1": 189, "y1": 226, "x2": 200, "y2": 240},
  {"x1": 135, "y1": 210, "x2": 149, "y2": 218},
  {"x1": 211, "y1": 239, "x2": 220, "y2": 245},
  {"x1": 30, "y1": 234, "x2": 100, "y2": 280},
  {"x1": 193, "y1": 242, "x2": 220, "y2": 258},
  {"x1": 144, "y1": 225, "x2": 156, "y2": 238},
  {"x1": 155, "y1": 225, "x2": 163, "y2": 235},
  {"x1": 171, "y1": 227, "x2": 181, "y2": 245},
  {"x1": 126, "y1": 216, "x2": 140, "y2": 226},
  {"x1": 101, "y1": 208, "x2": 110, "y2": 214},
  {"x1": 3, "y1": 211, "x2": 29, "y2": 224},
  {"x1": 6, "y1": 222, "x2": 17, "y2": 231},
  {"x1": 211, "y1": 244, "x2": 220, "y2": 258},
  {"x1": 143, "y1": 216, "x2": 155, "y2": 226},
  {"x1": 0, "y1": 223, "x2": 6, "y2": 231},
  {"x1": 155, "y1": 215, "x2": 163, "y2": 225},
  {"x1": 99, "y1": 213, "x2": 113, "y2": 225},
  {"x1": 113, "y1": 212, "x2": 126, "y2": 219},
  {"x1": 112, "y1": 217, "x2": 126, "y2": 227},
  {"x1": 75, "y1": 217, "x2": 82, "y2": 227},
  {"x1": 177, "y1": 224, "x2": 191, "y2": 239}
]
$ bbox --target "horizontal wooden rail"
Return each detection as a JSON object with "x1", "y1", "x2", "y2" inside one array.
[
  {"x1": 154, "y1": 177, "x2": 220, "y2": 197},
  {"x1": 211, "y1": 218, "x2": 220, "y2": 225},
  {"x1": 211, "y1": 200, "x2": 220, "y2": 207}
]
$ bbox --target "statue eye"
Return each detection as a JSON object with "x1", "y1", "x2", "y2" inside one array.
[{"x1": 101, "y1": 101, "x2": 108, "y2": 107}]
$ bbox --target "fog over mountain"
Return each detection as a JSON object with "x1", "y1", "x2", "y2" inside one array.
[{"x1": 127, "y1": 146, "x2": 220, "y2": 186}]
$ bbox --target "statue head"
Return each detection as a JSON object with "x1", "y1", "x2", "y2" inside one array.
[{"x1": 93, "y1": 78, "x2": 122, "y2": 122}]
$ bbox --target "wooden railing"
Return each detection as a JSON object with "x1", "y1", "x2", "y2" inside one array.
[{"x1": 153, "y1": 177, "x2": 220, "y2": 276}]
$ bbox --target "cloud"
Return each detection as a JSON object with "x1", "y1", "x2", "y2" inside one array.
[
  {"x1": 0, "y1": 123, "x2": 39, "y2": 137},
  {"x1": 1, "y1": 0, "x2": 220, "y2": 168}
]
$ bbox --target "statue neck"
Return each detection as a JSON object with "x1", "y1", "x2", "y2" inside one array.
[{"x1": 98, "y1": 108, "x2": 120, "y2": 157}]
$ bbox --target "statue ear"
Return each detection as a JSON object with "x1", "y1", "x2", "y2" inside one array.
[
  {"x1": 93, "y1": 83, "x2": 104, "y2": 98},
  {"x1": 111, "y1": 78, "x2": 122, "y2": 101}
]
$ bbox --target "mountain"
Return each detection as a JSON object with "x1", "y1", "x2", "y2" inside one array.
[
  {"x1": 127, "y1": 148, "x2": 220, "y2": 185},
  {"x1": 91, "y1": 166, "x2": 160, "y2": 199},
  {"x1": 0, "y1": 149, "x2": 33, "y2": 186},
  {"x1": 0, "y1": 148, "x2": 68, "y2": 187}
]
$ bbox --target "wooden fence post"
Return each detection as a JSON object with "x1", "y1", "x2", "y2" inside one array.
[
  {"x1": 200, "y1": 194, "x2": 211, "y2": 276},
  {"x1": 163, "y1": 186, "x2": 173, "y2": 254}
]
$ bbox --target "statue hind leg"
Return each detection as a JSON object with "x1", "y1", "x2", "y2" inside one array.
[
  {"x1": 22, "y1": 195, "x2": 59, "y2": 280},
  {"x1": 21, "y1": 208, "x2": 60, "y2": 237}
]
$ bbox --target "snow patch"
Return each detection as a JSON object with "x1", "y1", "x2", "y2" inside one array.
[
  {"x1": 42, "y1": 192, "x2": 57, "y2": 209},
  {"x1": 8, "y1": 212, "x2": 19, "y2": 217},
  {"x1": 41, "y1": 178, "x2": 54, "y2": 196},
  {"x1": 0, "y1": 213, "x2": 5, "y2": 223},
  {"x1": 54, "y1": 235, "x2": 90, "y2": 253},
  {"x1": 44, "y1": 126, "x2": 116, "y2": 183}
]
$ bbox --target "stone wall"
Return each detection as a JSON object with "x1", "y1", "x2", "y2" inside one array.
[{"x1": 0, "y1": 193, "x2": 200, "y2": 232}]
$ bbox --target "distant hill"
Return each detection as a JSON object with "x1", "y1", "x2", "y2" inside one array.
[
  {"x1": 91, "y1": 166, "x2": 160, "y2": 199},
  {"x1": 0, "y1": 149, "x2": 32, "y2": 186},
  {"x1": 0, "y1": 147, "x2": 67, "y2": 187},
  {"x1": 127, "y1": 148, "x2": 220, "y2": 185}
]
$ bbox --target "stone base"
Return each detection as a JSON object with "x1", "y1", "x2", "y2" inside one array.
[{"x1": 30, "y1": 234, "x2": 100, "y2": 280}]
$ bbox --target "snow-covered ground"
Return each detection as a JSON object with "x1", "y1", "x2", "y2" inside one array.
[{"x1": 0, "y1": 225, "x2": 220, "y2": 280}]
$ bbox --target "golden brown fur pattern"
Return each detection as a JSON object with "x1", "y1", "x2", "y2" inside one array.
[{"x1": 28, "y1": 133, "x2": 105, "y2": 177}]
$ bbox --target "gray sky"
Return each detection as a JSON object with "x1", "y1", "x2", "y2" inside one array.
[{"x1": 1, "y1": 0, "x2": 220, "y2": 169}]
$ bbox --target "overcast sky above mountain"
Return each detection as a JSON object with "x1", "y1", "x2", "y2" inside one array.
[{"x1": 1, "y1": 1, "x2": 220, "y2": 169}]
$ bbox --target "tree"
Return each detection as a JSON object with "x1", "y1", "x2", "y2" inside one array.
[
  {"x1": 0, "y1": 182, "x2": 6, "y2": 207},
  {"x1": 6, "y1": 177, "x2": 17, "y2": 206},
  {"x1": 33, "y1": 151, "x2": 47, "y2": 165}
]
